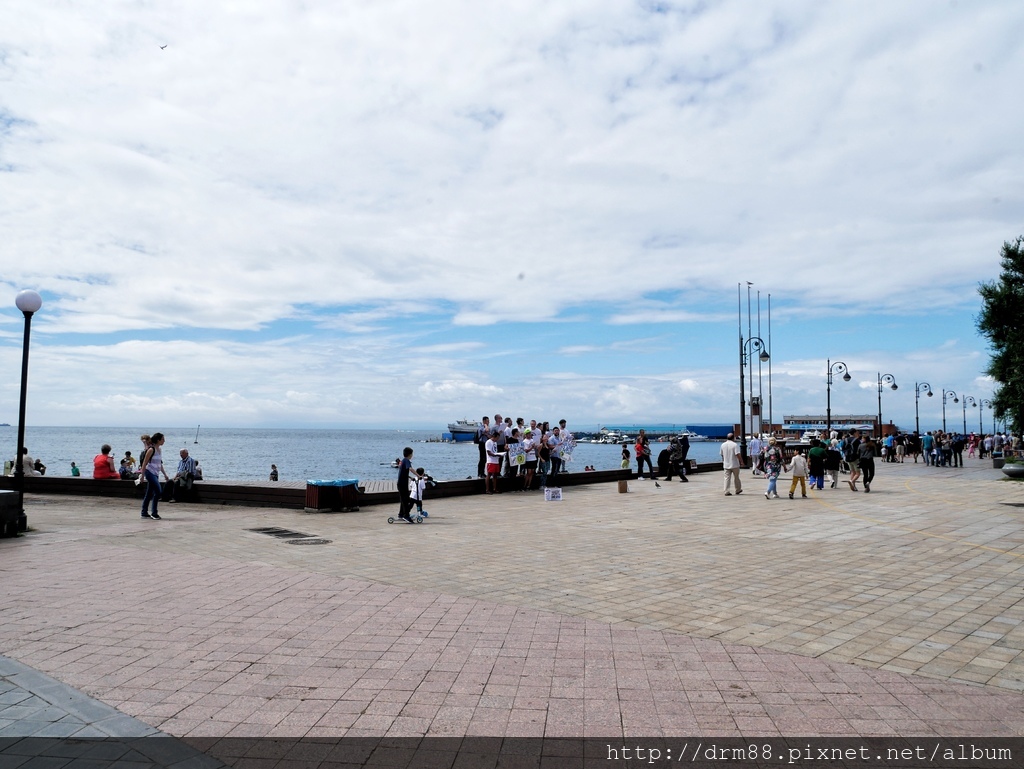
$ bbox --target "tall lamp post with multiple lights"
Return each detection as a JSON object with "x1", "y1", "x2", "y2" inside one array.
[
  {"x1": 961, "y1": 395, "x2": 977, "y2": 434},
  {"x1": 941, "y1": 389, "x2": 958, "y2": 433},
  {"x1": 826, "y1": 360, "x2": 851, "y2": 437},
  {"x1": 739, "y1": 335, "x2": 770, "y2": 466},
  {"x1": 914, "y1": 382, "x2": 933, "y2": 436},
  {"x1": 876, "y1": 373, "x2": 897, "y2": 438},
  {"x1": 980, "y1": 399, "x2": 994, "y2": 435},
  {"x1": 13, "y1": 290, "x2": 43, "y2": 535}
]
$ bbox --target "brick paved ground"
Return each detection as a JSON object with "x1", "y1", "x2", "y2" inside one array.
[{"x1": 0, "y1": 457, "x2": 1021, "y2": 739}]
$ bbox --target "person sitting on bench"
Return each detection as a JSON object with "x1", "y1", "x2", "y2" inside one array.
[{"x1": 168, "y1": 448, "x2": 198, "y2": 502}]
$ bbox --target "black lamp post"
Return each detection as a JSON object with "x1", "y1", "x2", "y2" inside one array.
[
  {"x1": 826, "y1": 360, "x2": 851, "y2": 437},
  {"x1": 961, "y1": 395, "x2": 977, "y2": 434},
  {"x1": 980, "y1": 399, "x2": 993, "y2": 435},
  {"x1": 13, "y1": 289, "x2": 42, "y2": 534},
  {"x1": 914, "y1": 382, "x2": 933, "y2": 435},
  {"x1": 739, "y1": 335, "x2": 769, "y2": 466},
  {"x1": 876, "y1": 373, "x2": 897, "y2": 438},
  {"x1": 941, "y1": 389, "x2": 958, "y2": 434}
]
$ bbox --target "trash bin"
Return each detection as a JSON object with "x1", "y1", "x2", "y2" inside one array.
[
  {"x1": 0, "y1": 489, "x2": 24, "y2": 537},
  {"x1": 305, "y1": 479, "x2": 361, "y2": 512}
]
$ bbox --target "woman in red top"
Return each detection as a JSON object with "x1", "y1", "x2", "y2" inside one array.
[
  {"x1": 635, "y1": 430, "x2": 655, "y2": 480},
  {"x1": 93, "y1": 444, "x2": 120, "y2": 479}
]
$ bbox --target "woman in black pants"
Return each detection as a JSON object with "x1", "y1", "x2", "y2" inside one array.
[
  {"x1": 858, "y1": 437, "x2": 877, "y2": 492},
  {"x1": 635, "y1": 429, "x2": 655, "y2": 480}
]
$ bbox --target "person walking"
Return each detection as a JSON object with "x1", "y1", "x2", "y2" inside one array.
[
  {"x1": 396, "y1": 447, "x2": 415, "y2": 521},
  {"x1": 858, "y1": 436, "x2": 877, "y2": 492},
  {"x1": 139, "y1": 432, "x2": 170, "y2": 519},
  {"x1": 807, "y1": 438, "x2": 827, "y2": 490},
  {"x1": 720, "y1": 433, "x2": 743, "y2": 496},
  {"x1": 787, "y1": 447, "x2": 809, "y2": 499},
  {"x1": 762, "y1": 437, "x2": 784, "y2": 499},
  {"x1": 677, "y1": 433, "x2": 690, "y2": 482},
  {"x1": 748, "y1": 435, "x2": 763, "y2": 476},
  {"x1": 635, "y1": 430, "x2": 655, "y2": 480},
  {"x1": 665, "y1": 437, "x2": 684, "y2": 481},
  {"x1": 843, "y1": 430, "x2": 863, "y2": 491}
]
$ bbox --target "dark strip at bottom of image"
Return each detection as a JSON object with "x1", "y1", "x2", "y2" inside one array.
[{"x1": 0, "y1": 737, "x2": 1020, "y2": 768}]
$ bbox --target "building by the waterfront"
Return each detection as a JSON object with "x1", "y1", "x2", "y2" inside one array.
[{"x1": 781, "y1": 414, "x2": 902, "y2": 439}]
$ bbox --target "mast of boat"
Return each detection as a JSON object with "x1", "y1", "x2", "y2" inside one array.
[{"x1": 194, "y1": 425, "x2": 200, "y2": 444}]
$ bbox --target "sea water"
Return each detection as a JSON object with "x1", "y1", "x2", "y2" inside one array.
[{"x1": 0, "y1": 427, "x2": 725, "y2": 483}]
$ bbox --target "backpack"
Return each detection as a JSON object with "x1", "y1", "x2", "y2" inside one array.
[{"x1": 844, "y1": 439, "x2": 860, "y2": 462}]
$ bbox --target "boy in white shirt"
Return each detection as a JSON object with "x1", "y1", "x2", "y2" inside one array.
[
  {"x1": 410, "y1": 467, "x2": 432, "y2": 517},
  {"x1": 787, "y1": 448, "x2": 809, "y2": 499},
  {"x1": 485, "y1": 430, "x2": 503, "y2": 494}
]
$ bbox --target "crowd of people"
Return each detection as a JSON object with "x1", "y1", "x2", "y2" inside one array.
[
  {"x1": 722, "y1": 428, "x2": 1021, "y2": 500},
  {"x1": 472, "y1": 414, "x2": 579, "y2": 494}
]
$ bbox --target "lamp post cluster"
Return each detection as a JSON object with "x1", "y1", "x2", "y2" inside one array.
[
  {"x1": 941, "y1": 389, "x2": 958, "y2": 433},
  {"x1": 876, "y1": 373, "x2": 898, "y2": 438},
  {"x1": 738, "y1": 335, "x2": 769, "y2": 465},
  {"x1": 980, "y1": 399, "x2": 994, "y2": 435},
  {"x1": 818, "y1": 369, "x2": 990, "y2": 440},
  {"x1": 961, "y1": 395, "x2": 977, "y2": 434},
  {"x1": 914, "y1": 383, "x2": 933, "y2": 436},
  {"x1": 826, "y1": 360, "x2": 851, "y2": 436}
]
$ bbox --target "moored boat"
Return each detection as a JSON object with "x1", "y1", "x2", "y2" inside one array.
[{"x1": 446, "y1": 419, "x2": 478, "y2": 443}]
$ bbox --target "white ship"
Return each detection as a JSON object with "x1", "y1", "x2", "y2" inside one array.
[{"x1": 446, "y1": 419, "x2": 479, "y2": 443}]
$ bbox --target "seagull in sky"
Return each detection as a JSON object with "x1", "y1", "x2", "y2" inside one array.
[{"x1": 160, "y1": 44, "x2": 167, "y2": 49}]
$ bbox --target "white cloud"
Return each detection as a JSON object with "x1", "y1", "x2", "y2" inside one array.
[{"x1": 0, "y1": 0, "x2": 1015, "y2": 428}]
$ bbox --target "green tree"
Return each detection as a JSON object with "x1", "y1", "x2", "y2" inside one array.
[{"x1": 977, "y1": 236, "x2": 1024, "y2": 432}]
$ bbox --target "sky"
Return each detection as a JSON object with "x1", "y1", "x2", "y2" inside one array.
[{"x1": 1, "y1": 0, "x2": 1021, "y2": 433}]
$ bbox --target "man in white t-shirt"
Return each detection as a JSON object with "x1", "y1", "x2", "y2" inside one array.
[
  {"x1": 485, "y1": 430, "x2": 502, "y2": 494},
  {"x1": 545, "y1": 427, "x2": 563, "y2": 488},
  {"x1": 720, "y1": 433, "x2": 744, "y2": 496}
]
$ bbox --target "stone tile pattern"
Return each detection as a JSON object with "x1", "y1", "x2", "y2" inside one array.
[{"x1": 0, "y1": 458, "x2": 1021, "y2": 738}]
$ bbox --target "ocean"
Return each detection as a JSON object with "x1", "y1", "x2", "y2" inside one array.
[{"x1": 1, "y1": 427, "x2": 726, "y2": 483}]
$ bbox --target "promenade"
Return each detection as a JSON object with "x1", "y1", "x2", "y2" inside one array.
[{"x1": 0, "y1": 457, "x2": 1022, "y2": 753}]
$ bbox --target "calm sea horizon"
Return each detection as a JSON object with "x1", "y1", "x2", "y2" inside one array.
[{"x1": 0, "y1": 426, "x2": 725, "y2": 483}]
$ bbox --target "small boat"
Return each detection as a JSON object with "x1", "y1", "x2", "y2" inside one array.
[{"x1": 678, "y1": 430, "x2": 710, "y2": 442}]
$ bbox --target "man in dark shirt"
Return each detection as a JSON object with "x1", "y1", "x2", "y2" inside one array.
[
  {"x1": 807, "y1": 439, "x2": 828, "y2": 490},
  {"x1": 397, "y1": 447, "x2": 415, "y2": 522}
]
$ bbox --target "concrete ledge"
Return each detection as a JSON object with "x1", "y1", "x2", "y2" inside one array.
[{"x1": 0, "y1": 464, "x2": 720, "y2": 510}]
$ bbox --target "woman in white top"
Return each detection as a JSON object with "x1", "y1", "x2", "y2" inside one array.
[
  {"x1": 521, "y1": 429, "x2": 538, "y2": 491},
  {"x1": 139, "y1": 432, "x2": 171, "y2": 519}
]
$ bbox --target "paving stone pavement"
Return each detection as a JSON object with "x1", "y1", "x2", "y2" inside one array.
[
  {"x1": 0, "y1": 457, "x2": 1021, "y2": 740},
  {"x1": 0, "y1": 655, "x2": 223, "y2": 767}
]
